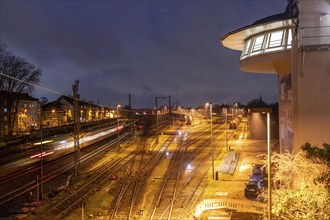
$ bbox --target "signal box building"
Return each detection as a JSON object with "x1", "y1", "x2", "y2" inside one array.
[{"x1": 221, "y1": 0, "x2": 330, "y2": 153}]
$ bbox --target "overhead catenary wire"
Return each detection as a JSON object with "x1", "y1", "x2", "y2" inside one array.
[{"x1": 0, "y1": 71, "x2": 135, "y2": 112}]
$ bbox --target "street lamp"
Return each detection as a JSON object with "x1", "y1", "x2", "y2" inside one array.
[
  {"x1": 267, "y1": 111, "x2": 271, "y2": 220},
  {"x1": 52, "y1": 109, "x2": 55, "y2": 127},
  {"x1": 248, "y1": 107, "x2": 272, "y2": 220},
  {"x1": 225, "y1": 108, "x2": 228, "y2": 151},
  {"x1": 206, "y1": 102, "x2": 214, "y2": 180}
]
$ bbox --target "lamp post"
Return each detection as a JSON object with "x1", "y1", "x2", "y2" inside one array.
[
  {"x1": 267, "y1": 112, "x2": 271, "y2": 220},
  {"x1": 234, "y1": 102, "x2": 238, "y2": 118},
  {"x1": 206, "y1": 102, "x2": 214, "y2": 180},
  {"x1": 225, "y1": 108, "x2": 228, "y2": 151},
  {"x1": 51, "y1": 109, "x2": 55, "y2": 127},
  {"x1": 249, "y1": 107, "x2": 272, "y2": 220},
  {"x1": 211, "y1": 103, "x2": 214, "y2": 180}
]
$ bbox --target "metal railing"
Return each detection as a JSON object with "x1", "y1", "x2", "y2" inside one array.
[
  {"x1": 299, "y1": 26, "x2": 330, "y2": 49},
  {"x1": 193, "y1": 198, "x2": 266, "y2": 218}
]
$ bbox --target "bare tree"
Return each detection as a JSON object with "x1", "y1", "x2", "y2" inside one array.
[{"x1": 0, "y1": 44, "x2": 42, "y2": 136}]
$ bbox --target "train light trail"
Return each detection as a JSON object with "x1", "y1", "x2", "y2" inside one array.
[
  {"x1": 33, "y1": 140, "x2": 53, "y2": 145},
  {"x1": 30, "y1": 151, "x2": 54, "y2": 158}
]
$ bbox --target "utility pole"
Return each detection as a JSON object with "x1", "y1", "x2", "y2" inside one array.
[
  {"x1": 116, "y1": 104, "x2": 121, "y2": 149},
  {"x1": 72, "y1": 80, "x2": 81, "y2": 176},
  {"x1": 155, "y1": 96, "x2": 167, "y2": 144},
  {"x1": 168, "y1": 95, "x2": 172, "y2": 114},
  {"x1": 40, "y1": 106, "x2": 44, "y2": 199},
  {"x1": 128, "y1": 94, "x2": 132, "y2": 109}
]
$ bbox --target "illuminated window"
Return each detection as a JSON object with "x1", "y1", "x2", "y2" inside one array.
[
  {"x1": 264, "y1": 30, "x2": 285, "y2": 52},
  {"x1": 287, "y1": 29, "x2": 292, "y2": 48},
  {"x1": 269, "y1": 30, "x2": 284, "y2": 48},
  {"x1": 240, "y1": 27, "x2": 293, "y2": 60},
  {"x1": 252, "y1": 35, "x2": 264, "y2": 52},
  {"x1": 242, "y1": 39, "x2": 252, "y2": 58}
]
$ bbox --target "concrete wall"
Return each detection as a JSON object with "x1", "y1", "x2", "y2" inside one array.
[
  {"x1": 292, "y1": 47, "x2": 330, "y2": 151},
  {"x1": 277, "y1": 0, "x2": 330, "y2": 153},
  {"x1": 289, "y1": 0, "x2": 330, "y2": 152},
  {"x1": 278, "y1": 72, "x2": 294, "y2": 153}
]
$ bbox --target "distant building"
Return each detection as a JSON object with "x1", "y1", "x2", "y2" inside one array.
[
  {"x1": 221, "y1": 0, "x2": 330, "y2": 152},
  {"x1": 0, "y1": 91, "x2": 40, "y2": 136},
  {"x1": 42, "y1": 101, "x2": 66, "y2": 128},
  {"x1": 57, "y1": 95, "x2": 112, "y2": 123},
  {"x1": 0, "y1": 91, "x2": 116, "y2": 138},
  {"x1": 57, "y1": 95, "x2": 74, "y2": 123}
]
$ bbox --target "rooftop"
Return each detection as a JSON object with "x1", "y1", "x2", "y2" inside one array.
[{"x1": 221, "y1": 1, "x2": 298, "y2": 51}]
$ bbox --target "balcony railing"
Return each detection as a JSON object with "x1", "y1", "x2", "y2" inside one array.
[{"x1": 299, "y1": 26, "x2": 330, "y2": 49}]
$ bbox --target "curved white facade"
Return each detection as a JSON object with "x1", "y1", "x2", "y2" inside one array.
[
  {"x1": 241, "y1": 28, "x2": 293, "y2": 60},
  {"x1": 221, "y1": 0, "x2": 330, "y2": 153}
]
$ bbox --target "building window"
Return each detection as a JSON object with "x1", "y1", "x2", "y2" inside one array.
[
  {"x1": 240, "y1": 27, "x2": 293, "y2": 60},
  {"x1": 242, "y1": 39, "x2": 252, "y2": 59},
  {"x1": 251, "y1": 35, "x2": 264, "y2": 55},
  {"x1": 287, "y1": 29, "x2": 292, "y2": 48},
  {"x1": 269, "y1": 30, "x2": 284, "y2": 48}
]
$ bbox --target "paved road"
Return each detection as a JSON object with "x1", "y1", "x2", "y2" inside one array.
[{"x1": 197, "y1": 118, "x2": 272, "y2": 219}]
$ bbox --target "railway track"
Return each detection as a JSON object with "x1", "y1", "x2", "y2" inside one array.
[
  {"x1": 48, "y1": 120, "x2": 227, "y2": 219},
  {"x1": 0, "y1": 132, "x2": 130, "y2": 206},
  {"x1": 109, "y1": 136, "x2": 173, "y2": 219},
  {"x1": 40, "y1": 148, "x2": 134, "y2": 219},
  {"x1": 149, "y1": 135, "x2": 187, "y2": 219},
  {"x1": 2, "y1": 117, "x2": 232, "y2": 219},
  {"x1": 144, "y1": 123, "x2": 227, "y2": 219}
]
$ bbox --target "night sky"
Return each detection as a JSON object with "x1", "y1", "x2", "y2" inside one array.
[{"x1": 1, "y1": 0, "x2": 287, "y2": 108}]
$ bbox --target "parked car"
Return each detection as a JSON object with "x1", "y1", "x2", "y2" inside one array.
[
  {"x1": 249, "y1": 169, "x2": 263, "y2": 182},
  {"x1": 244, "y1": 181, "x2": 259, "y2": 198},
  {"x1": 253, "y1": 164, "x2": 264, "y2": 169},
  {"x1": 249, "y1": 164, "x2": 266, "y2": 182},
  {"x1": 253, "y1": 163, "x2": 266, "y2": 173}
]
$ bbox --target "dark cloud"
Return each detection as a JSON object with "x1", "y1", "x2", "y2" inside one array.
[{"x1": 1, "y1": 0, "x2": 286, "y2": 108}]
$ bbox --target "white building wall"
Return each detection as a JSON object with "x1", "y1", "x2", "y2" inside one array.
[
  {"x1": 290, "y1": 0, "x2": 330, "y2": 151},
  {"x1": 292, "y1": 48, "x2": 330, "y2": 150}
]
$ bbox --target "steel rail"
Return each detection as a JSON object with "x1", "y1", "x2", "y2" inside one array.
[{"x1": 0, "y1": 132, "x2": 130, "y2": 206}]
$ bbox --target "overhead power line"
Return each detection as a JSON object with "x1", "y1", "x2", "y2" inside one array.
[
  {"x1": 0, "y1": 72, "x2": 170, "y2": 113},
  {"x1": 1, "y1": 72, "x2": 113, "y2": 109},
  {"x1": 0, "y1": 72, "x2": 63, "y2": 97}
]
